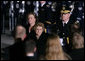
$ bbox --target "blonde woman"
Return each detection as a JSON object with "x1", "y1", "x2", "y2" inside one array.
[
  {"x1": 30, "y1": 22, "x2": 49, "y2": 59},
  {"x1": 42, "y1": 34, "x2": 71, "y2": 60}
]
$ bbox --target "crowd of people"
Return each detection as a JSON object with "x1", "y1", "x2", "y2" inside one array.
[{"x1": 1, "y1": 1, "x2": 84, "y2": 60}]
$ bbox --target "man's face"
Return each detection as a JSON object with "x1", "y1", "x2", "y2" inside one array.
[
  {"x1": 35, "y1": 26, "x2": 43, "y2": 36},
  {"x1": 61, "y1": 13, "x2": 71, "y2": 21}
]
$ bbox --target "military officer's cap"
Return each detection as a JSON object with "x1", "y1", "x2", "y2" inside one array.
[{"x1": 61, "y1": 5, "x2": 71, "y2": 14}]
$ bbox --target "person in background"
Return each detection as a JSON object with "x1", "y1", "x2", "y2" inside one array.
[
  {"x1": 31, "y1": 22, "x2": 49, "y2": 59},
  {"x1": 57, "y1": 5, "x2": 75, "y2": 53},
  {"x1": 38, "y1": 1, "x2": 53, "y2": 28},
  {"x1": 68, "y1": 32, "x2": 84, "y2": 60},
  {"x1": 70, "y1": 20, "x2": 82, "y2": 35},
  {"x1": 14, "y1": 25, "x2": 26, "y2": 40},
  {"x1": 23, "y1": 12, "x2": 38, "y2": 39},
  {"x1": 24, "y1": 39, "x2": 37, "y2": 60},
  {"x1": 25, "y1": 1, "x2": 35, "y2": 14},
  {"x1": 40, "y1": 34, "x2": 71, "y2": 60},
  {"x1": 4, "y1": 25, "x2": 26, "y2": 60}
]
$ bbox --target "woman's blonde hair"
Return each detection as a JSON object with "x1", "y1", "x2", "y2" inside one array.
[
  {"x1": 72, "y1": 32, "x2": 84, "y2": 49},
  {"x1": 45, "y1": 34, "x2": 68, "y2": 60},
  {"x1": 34, "y1": 22, "x2": 45, "y2": 32}
]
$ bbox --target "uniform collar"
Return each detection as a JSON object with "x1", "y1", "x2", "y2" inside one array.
[
  {"x1": 62, "y1": 20, "x2": 69, "y2": 24},
  {"x1": 62, "y1": 20, "x2": 69, "y2": 26}
]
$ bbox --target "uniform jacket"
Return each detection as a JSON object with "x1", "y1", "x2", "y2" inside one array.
[{"x1": 38, "y1": 2, "x2": 53, "y2": 24}]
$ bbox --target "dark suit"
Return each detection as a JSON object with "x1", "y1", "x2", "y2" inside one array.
[
  {"x1": 57, "y1": 20, "x2": 72, "y2": 38},
  {"x1": 8, "y1": 38, "x2": 25, "y2": 60},
  {"x1": 57, "y1": 20, "x2": 73, "y2": 52},
  {"x1": 25, "y1": 1, "x2": 35, "y2": 13},
  {"x1": 68, "y1": 48, "x2": 84, "y2": 60},
  {"x1": 38, "y1": 2, "x2": 53, "y2": 27}
]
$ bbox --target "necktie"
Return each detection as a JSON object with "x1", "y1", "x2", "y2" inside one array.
[{"x1": 64, "y1": 23, "x2": 66, "y2": 27}]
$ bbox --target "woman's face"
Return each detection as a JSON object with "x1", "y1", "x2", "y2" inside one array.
[
  {"x1": 28, "y1": 14, "x2": 36, "y2": 25},
  {"x1": 35, "y1": 26, "x2": 43, "y2": 36}
]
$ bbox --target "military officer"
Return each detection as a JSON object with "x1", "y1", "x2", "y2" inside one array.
[
  {"x1": 57, "y1": 5, "x2": 74, "y2": 53},
  {"x1": 38, "y1": 1, "x2": 53, "y2": 27},
  {"x1": 38, "y1": 1, "x2": 58, "y2": 34}
]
